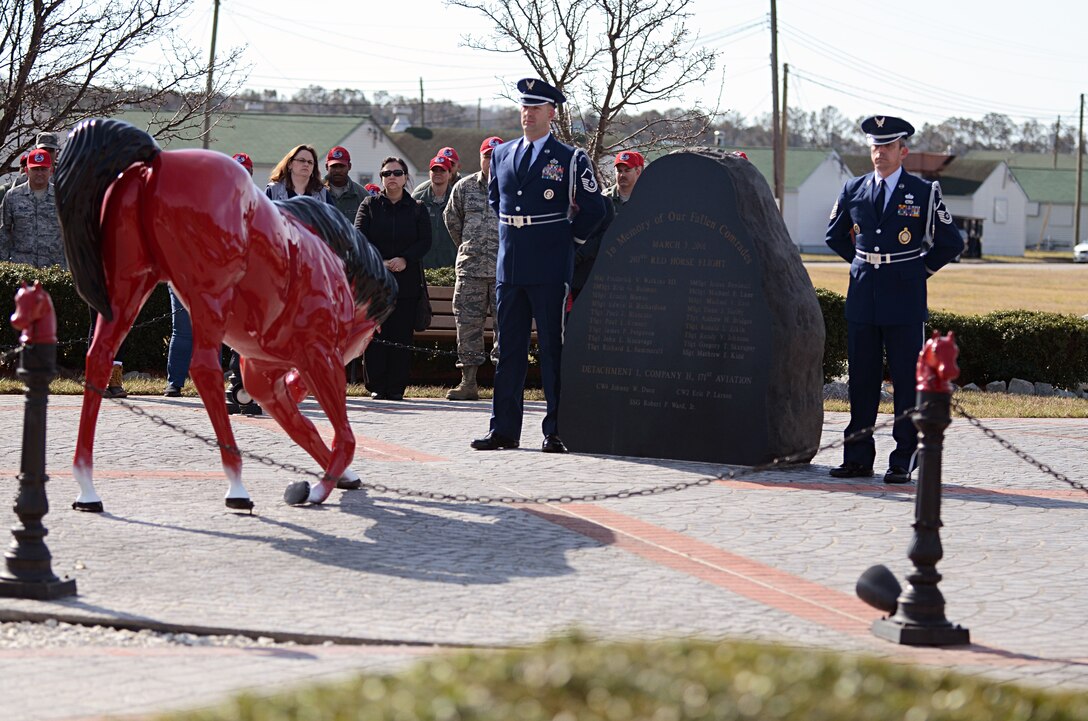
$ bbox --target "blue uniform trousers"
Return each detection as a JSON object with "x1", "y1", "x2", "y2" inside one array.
[
  {"x1": 844, "y1": 321, "x2": 924, "y2": 471},
  {"x1": 490, "y1": 281, "x2": 567, "y2": 440}
]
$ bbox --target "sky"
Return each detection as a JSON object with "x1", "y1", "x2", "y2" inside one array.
[{"x1": 138, "y1": 0, "x2": 1088, "y2": 132}]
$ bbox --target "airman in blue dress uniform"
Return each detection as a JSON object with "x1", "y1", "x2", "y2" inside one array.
[
  {"x1": 471, "y1": 78, "x2": 608, "y2": 453},
  {"x1": 826, "y1": 116, "x2": 963, "y2": 483}
]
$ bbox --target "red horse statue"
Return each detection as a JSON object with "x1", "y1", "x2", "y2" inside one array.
[
  {"x1": 11, "y1": 281, "x2": 57, "y2": 345},
  {"x1": 54, "y1": 119, "x2": 396, "y2": 511},
  {"x1": 915, "y1": 330, "x2": 960, "y2": 393}
]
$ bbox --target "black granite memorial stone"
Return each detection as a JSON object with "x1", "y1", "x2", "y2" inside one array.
[{"x1": 560, "y1": 149, "x2": 824, "y2": 465}]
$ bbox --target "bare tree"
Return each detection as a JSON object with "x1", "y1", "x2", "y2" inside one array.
[
  {"x1": 448, "y1": 0, "x2": 717, "y2": 169},
  {"x1": 0, "y1": 0, "x2": 244, "y2": 172}
]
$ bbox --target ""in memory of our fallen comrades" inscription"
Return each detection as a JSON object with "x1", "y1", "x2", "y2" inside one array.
[{"x1": 560, "y1": 150, "x2": 824, "y2": 466}]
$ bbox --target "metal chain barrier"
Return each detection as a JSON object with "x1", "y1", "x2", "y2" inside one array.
[
  {"x1": 44, "y1": 363, "x2": 920, "y2": 505},
  {"x1": 1, "y1": 309, "x2": 175, "y2": 365},
  {"x1": 370, "y1": 336, "x2": 541, "y2": 360},
  {"x1": 369, "y1": 337, "x2": 458, "y2": 359},
  {"x1": 951, "y1": 397, "x2": 1088, "y2": 496},
  {"x1": 26, "y1": 343, "x2": 1087, "y2": 502}
]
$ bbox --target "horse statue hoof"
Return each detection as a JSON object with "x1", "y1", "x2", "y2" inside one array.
[
  {"x1": 225, "y1": 497, "x2": 255, "y2": 511},
  {"x1": 336, "y1": 469, "x2": 363, "y2": 490},
  {"x1": 72, "y1": 501, "x2": 104, "y2": 513},
  {"x1": 283, "y1": 481, "x2": 311, "y2": 506}
]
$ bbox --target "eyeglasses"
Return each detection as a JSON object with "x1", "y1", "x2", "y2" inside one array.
[
  {"x1": 380, "y1": 169, "x2": 406, "y2": 178},
  {"x1": 292, "y1": 157, "x2": 315, "y2": 166}
]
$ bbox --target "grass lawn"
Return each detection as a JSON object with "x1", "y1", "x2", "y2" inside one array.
[
  {"x1": 805, "y1": 262, "x2": 1088, "y2": 316},
  {"x1": 4, "y1": 376, "x2": 1085, "y2": 418}
]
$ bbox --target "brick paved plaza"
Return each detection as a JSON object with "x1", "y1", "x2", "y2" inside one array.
[{"x1": 0, "y1": 393, "x2": 1086, "y2": 720}]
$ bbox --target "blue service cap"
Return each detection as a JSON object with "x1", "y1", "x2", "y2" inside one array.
[
  {"x1": 861, "y1": 115, "x2": 915, "y2": 146},
  {"x1": 517, "y1": 78, "x2": 565, "y2": 106}
]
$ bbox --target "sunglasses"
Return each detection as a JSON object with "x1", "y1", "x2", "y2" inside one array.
[
  {"x1": 292, "y1": 157, "x2": 315, "y2": 166},
  {"x1": 380, "y1": 169, "x2": 406, "y2": 178}
]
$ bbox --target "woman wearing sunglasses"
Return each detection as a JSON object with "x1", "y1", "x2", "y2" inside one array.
[
  {"x1": 354, "y1": 156, "x2": 432, "y2": 400},
  {"x1": 265, "y1": 145, "x2": 332, "y2": 203}
]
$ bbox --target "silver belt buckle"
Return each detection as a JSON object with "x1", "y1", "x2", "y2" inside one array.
[
  {"x1": 866, "y1": 251, "x2": 883, "y2": 268},
  {"x1": 511, "y1": 215, "x2": 525, "y2": 228}
]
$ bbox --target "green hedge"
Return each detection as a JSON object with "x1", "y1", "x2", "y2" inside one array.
[
  {"x1": 0, "y1": 262, "x2": 172, "y2": 374},
  {"x1": 5, "y1": 262, "x2": 1086, "y2": 390},
  {"x1": 425, "y1": 266, "x2": 456, "y2": 287},
  {"x1": 815, "y1": 288, "x2": 848, "y2": 382},
  {"x1": 817, "y1": 288, "x2": 1088, "y2": 389},
  {"x1": 161, "y1": 635, "x2": 1088, "y2": 721}
]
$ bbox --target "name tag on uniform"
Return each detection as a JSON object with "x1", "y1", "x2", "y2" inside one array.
[{"x1": 897, "y1": 204, "x2": 921, "y2": 218}]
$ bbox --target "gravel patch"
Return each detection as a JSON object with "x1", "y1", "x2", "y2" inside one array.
[{"x1": 0, "y1": 619, "x2": 301, "y2": 649}]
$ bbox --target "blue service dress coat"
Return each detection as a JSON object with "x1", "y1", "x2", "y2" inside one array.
[
  {"x1": 485, "y1": 134, "x2": 608, "y2": 440},
  {"x1": 826, "y1": 170, "x2": 963, "y2": 324},
  {"x1": 488, "y1": 135, "x2": 607, "y2": 283},
  {"x1": 825, "y1": 169, "x2": 963, "y2": 471}
]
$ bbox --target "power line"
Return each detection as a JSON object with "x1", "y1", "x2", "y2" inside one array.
[{"x1": 778, "y1": 22, "x2": 1073, "y2": 120}]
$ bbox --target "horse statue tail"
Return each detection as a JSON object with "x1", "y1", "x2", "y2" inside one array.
[
  {"x1": 274, "y1": 196, "x2": 398, "y2": 324},
  {"x1": 55, "y1": 119, "x2": 161, "y2": 321}
]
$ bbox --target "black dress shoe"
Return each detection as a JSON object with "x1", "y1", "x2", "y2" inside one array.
[
  {"x1": 829, "y1": 462, "x2": 874, "y2": 479},
  {"x1": 883, "y1": 466, "x2": 912, "y2": 484},
  {"x1": 471, "y1": 431, "x2": 519, "y2": 450},
  {"x1": 542, "y1": 435, "x2": 568, "y2": 453}
]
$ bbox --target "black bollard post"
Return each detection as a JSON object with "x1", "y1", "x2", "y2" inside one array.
[
  {"x1": 0, "y1": 283, "x2": 77, "y2": 599},
  {"x1": 871, "y1": 331, "x2": 967, "y2": 645}
]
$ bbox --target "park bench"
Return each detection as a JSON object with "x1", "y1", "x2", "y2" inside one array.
[{"x1": 413, "y1": 285, "x2": 495, "y2": 342}]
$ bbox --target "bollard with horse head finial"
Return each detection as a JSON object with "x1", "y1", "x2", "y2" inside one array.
[
  {"x1": 859, "y1": 330, "x2": 969, "y2": 645},
  {"x1": 0, "y1": 281, "x2": 77, "y2": 599}
]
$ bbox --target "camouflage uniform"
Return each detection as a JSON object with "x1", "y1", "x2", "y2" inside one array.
[
  {"x1": 444, "y1": 170, "x2": 499, "y2": 368},
  {"x1": 0, "y1": 180, "x2": 66, "y2": 268}
]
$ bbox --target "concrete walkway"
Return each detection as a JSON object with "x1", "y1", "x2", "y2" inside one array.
[{"x1": 1, "y1": 392, "x2": 1086, "y2": 720}]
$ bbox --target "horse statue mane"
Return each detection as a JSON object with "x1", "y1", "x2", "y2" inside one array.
[
  {"x1": 274, "y1": 196, "x2": 393, "y2": 316},
  {"x1": 10, "y1": 281, "x2": 57, "y2": 345},
  {"x1": 915, "y1": 330, "x2": 960, "y2": 393},
  {"x1": 54, "y1": 119, "x2": 161, "y2": 321}
]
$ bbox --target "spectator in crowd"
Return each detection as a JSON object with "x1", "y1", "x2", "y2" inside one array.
[
  {"x1": 0, "y1": 153, "x2": 28, "y2": 206},
  {"x1": 354, "y1": 156, "x2": 431, "y2": 400},
  {"x1": 266, "y1": 145, "x2": 332, "y2": 203},
  {"x1": 163, "y1": 283, "x2": 192, "y2": 397},
  {"x1": 571, "y1": 151, "x2": 643, "y2": 302},
  {"x1": 442, "y1": 136, "x2": 503, "y2": 400},
  {"x1": 438, "y1": 146, "x2": 461, "y2": 179},
  {"x1": 35, "y1": 131, "x2": 62, "y2": 160},
  {"x1": 232, "y1": 152, "x2": 254, "y2": 176},
  {"x1": 413, "y1": 154, "x2": 457, "y2": 269},
  {"x1": 324, "y1": 145, "x2": 366, "y2": 221},
  {"x1": 471, "y1": 78, "x2": 607, "y2": 453},
  {"x1": 605, "y1": 150, "x2": 644, "y2": 209},
  {"x1": 414, "y1": 146, "x2": 462, "y2": 194},
  {"x1": 1, "y1": 149, "x2": 64, "y2": 268}
]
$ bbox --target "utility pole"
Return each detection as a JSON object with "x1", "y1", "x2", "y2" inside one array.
[
  {"x1": 1075, "y1": 94, "x2": 1084, "y2": 247},
  {"x1": 769, "y1": 0, "x2": 783, "y2": 212},
  {"x1": 419, "y1": 78, "x2": 425, "y2": 128},
  {"x1": 778, "y1": 63, "x2": 789, "y2": 213},
  {"x1": 1053, "y1": 116, "x2": 1061, "y2": 169},
  {"x1": 201, "y1": 0, "x2": 221, "y2": 150},
  {"x1": 477, "y1": 99, "x2": 482, "y2": 129}
]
